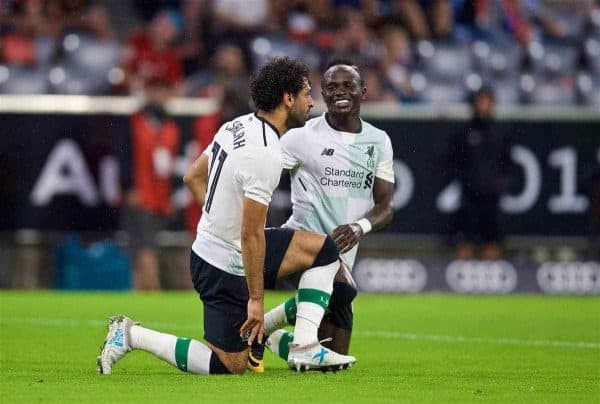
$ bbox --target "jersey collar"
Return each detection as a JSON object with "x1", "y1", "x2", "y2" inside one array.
[
  {"x1": 254, "y1": 113, "x2": 281, "y2": 137},
  {"x1": 324, "y1": 112, "x2": 363, "y2": 135}
]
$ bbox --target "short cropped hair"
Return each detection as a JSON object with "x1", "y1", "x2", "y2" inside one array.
[
  {"x1": 325, "y1": 57, "x2": 361, "y2": 76},
  {"x1": 250, "y1": 57, "x2": 310, "y2": 112}
]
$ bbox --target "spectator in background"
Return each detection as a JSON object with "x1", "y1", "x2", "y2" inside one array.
[
  {"x1": 133, "y1": 0, "x2": 183, "y2": 22},
  {"x1": 177, "y1": 0, "x2": 208, "y2": 75},
  {"x1": 393, "y1": 0, "x2": 455, "y2": 40},
  {"x1": 0, "y1": 0, "x2": 48, "y2": 66},
  {"x1": 79, "y1": 3, "x2": 115, "y2": 42},
  {"x1": 380, "y1": 25, "x2": 415, "y2": 102},
  {"x1": 448, "y1": 86, "x2": 512, "y2": 260},
  {"x1": 122, "y1": 78, "x2": 180, "y2": 290},
  {"x1": 279, "y1": 1, "x2": 327, "y2": 43},
  {"x1": 333, "y1": 7, "x2": 379, "y2": 67},
  {"x1": 454, "y1": 0, "x2": 529, "y2": 45},
  {"x1": 522, "y1": 0, "x2": 594, "y2": 42},
  {"x1": 209, "y1": 0, "x2": 270, "y2": 68},
  {"x1": 362, "y1": 67, "x2": 397, "y2": 101},
  {"x1": 273, "y1": 0, "x2": 338, "y2": 54},
  {"x1": 122, "y1": 9, "x2": 183, "y2": 94},
  {"x1": 183, "y1": 43, "x2": 248, "y2": 102}
]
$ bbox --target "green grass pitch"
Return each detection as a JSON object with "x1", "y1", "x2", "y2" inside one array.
[{"x1": 1, "y1": 291, "x2": 599, "y2": 403}]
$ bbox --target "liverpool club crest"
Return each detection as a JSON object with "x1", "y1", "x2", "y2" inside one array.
[{"x1": 365, "y1": 145, "x2": 375, "y2": 168}]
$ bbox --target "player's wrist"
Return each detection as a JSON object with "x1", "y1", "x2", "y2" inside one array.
[{"x1": 354, "y1": 218, "x2": 372, "y2": 235}]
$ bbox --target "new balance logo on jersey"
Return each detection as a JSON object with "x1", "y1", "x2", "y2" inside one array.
[{"x1": 321, "y1": 148, "x2": 335, "y2": 156}]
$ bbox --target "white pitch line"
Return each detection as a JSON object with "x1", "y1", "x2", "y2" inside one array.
[
  {"x1": 354, "y1": 330, "x2": 600, "y2": 350},
  {"x1": 1, "y1": 317, "x2": 599, "y2": 350}
]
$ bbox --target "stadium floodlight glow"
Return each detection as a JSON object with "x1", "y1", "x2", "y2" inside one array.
[
  {"x1": 251, "y1": 37, "x2": 271, "y2": 55},
  {"x1": 63, "y1": 34, "x2": 80, "y2": 52},
  {"x1": 387, "y1": 65, "x2": 407, "y2": 87},
  {"x1": 577, "y1": 74, "x2": 592, "y2": 93},
  {"x1": 528, "y1": 41, "x2": 544, "y2": 60},
  {"x1": 520, "y1": 74, "x2": 535, "y2": 93},
  {"x1": 417, "y1": 40, "x2": 435, "y2": 58},
  {"x1": 473, "y1": 40, "x2": 490, "y2": 59},
  {"x1": 545, "y1": 53, "x2": 561, "y2": 73},
  {"x1": 410, "y1": 73, "x2": 426, "y2": 92},
  {"x1": 108, "y1": 68, "x2": 125, "y2": 85},
  {"x1": 49, "y1": 67, "x2": 66, "y2": 85},
  {"x1": 465, "y1": 73, "x2": 482, "y2": 91},
  {"x1": 585, "y1": 38, "x2": 600, "y2": 57},
  {"x1": 491, "y1": 54, "x2": 507, "y2": 72},
  {"x1": 0, "y1": 65, "x2": 9, "y2": 83}
]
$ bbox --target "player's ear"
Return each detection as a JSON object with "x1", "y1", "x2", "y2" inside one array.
[
  {"x1": 361, "y1": 85, "x2": 367, "y2": 101},
  {"x1": 283, "y1": 92, "x2": 294, "y2": 108}
]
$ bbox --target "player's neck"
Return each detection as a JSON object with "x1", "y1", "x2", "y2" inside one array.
[
  {"x1": 325, "y1": 113, "x2": 361, "y2": 133},
  {"x1": 256, "y1": 110, "x2": 286, "y2": 137}
]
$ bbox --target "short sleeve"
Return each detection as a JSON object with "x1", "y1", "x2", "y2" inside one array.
[
  {"x1": 375, "y1": 134, "x2": 395, "y2": 183},
  {"x1": 280, "y1": 127, "x2": 304, "y2": 170},
  {"x1": 236, "y1": 148, "x2": 283, "y2": 206}
]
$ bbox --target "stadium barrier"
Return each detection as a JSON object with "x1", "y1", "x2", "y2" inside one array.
[
  {"x1": 0, "y1": 95, "x2": 598, "y2": 293},
  {"x1": 352, "y1": 256, "x2": 600, "y2": 295}
]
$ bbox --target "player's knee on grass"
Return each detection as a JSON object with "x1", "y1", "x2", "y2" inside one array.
[
  {"x1": 209, "y1": 352, "x2": 232, "y2": 374},
  {"x1": 328, "y1": 281, "x2": 357, "y2": 331},
  {"x1": 215, "y1": 351, "x2": 247, "y2": 375},
  {"x1": 312, "y1": 235, "x2": 340, "y2": 267}
]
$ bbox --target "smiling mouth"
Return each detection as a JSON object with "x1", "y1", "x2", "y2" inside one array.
[{"x1": 334, "y1": 99, "x2": 351, "y2": 107}]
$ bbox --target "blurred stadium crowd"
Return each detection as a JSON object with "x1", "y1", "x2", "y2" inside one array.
[{"x1": 1, "y1": 0, "x2": 600, "y2": 107}]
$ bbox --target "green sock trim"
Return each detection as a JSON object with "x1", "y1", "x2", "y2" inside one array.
[
  {"x1": 297, "y1": 288, "x2": 331, "y2": 310},
  {"x1": 284, "y1": 296, "x2": 297, "y2": 325},
  {"x1": 175, "y1": 338, "x2": 191, "y2": 372},
  {"x1": 278, "y1": 331, "x2": 294, "y2": 361}
]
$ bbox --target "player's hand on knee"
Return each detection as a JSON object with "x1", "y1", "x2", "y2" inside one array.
[
  {"x1": 240, "y1": 298, "x2": 264, "y2": 346},
  {"x1": 332, "y1": 224, "x2": 363, "y2": 254}
]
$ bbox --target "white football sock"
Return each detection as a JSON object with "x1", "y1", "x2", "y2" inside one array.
[
  {"x1": 293, "y1": 260, "x2": 338, "y2": 346},
  {"x1": 130, "y1": 325, "x2": 211, "y2": 374},
  {"x1": 264, "y1": 296, "x2": 297, "y2": 335},
  {"x1": 267, "y1": 329, "x2": 294, "y2": 360}
]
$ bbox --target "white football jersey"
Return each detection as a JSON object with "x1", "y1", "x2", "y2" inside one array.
[
  {"x1": 192, "y1": 113, "x2": 283, "y2": 276},
  {"x1": 281, "y1": 113, "x2": 395, "y2": 270}
]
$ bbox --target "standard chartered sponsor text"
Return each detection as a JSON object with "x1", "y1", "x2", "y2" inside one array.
[{"x1": 321, "y1": 166, "x2": 366, "y2": 188}]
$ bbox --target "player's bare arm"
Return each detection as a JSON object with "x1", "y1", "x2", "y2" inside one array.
[
  {"x1": 183, "y1": 153, "x2": 210, "y2": 206},
  {"x1": 239, "y1": 197, "x2": 267, "y2": 346},
  {"x1": 333, "y1": 177, "x2": 394, "y2": 253}
]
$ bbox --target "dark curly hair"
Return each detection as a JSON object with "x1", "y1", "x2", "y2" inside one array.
[{"x1": 250, "y1": 57, "x2": 310, "y2": 112}]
